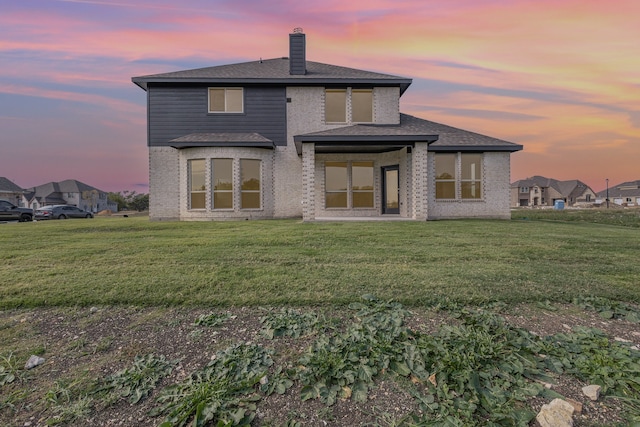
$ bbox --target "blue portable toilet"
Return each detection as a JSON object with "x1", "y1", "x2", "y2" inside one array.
[{"x1": 554, "y1": 200, "x2": 565, "y2": 210}]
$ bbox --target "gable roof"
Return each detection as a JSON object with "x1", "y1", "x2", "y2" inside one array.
[
  {"x1": 293, "y1": 114, "x2": 522, "y2": 154},
  {"x1": 132, "y1": 58, "x2": 412, "y2": 94},
  {"x1": 597, "y1": 180, "x2": 640, "y2": 198},
  {"x1": 512, "y1": 176, "x2": 595, "y2": 198},
  {"x1": 0, "y1": 177, "x2": 24, "y2": 192},
  {"x1": 27, "y1": 179, "x2": 106, "y2": 200}
]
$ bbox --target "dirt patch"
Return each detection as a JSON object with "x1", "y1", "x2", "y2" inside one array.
[{"x1": 1, "y1": 304, "x2": 639, "y2": 426}]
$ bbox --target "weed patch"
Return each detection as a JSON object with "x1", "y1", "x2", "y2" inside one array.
[
  {"x1": 260, "y1": 308, "x2": 324, "y2": 339},
  {"x1": 573, "y1": 296, "x2": 640, "y2": 322},
  {"x1": 193, "y1": 312, "x2": 236, "y2": 327},
  {"x1": 98, "y1": 353, "x2": 177, "y2": 405},
  {"x1": 151, "y1": 343, "x2": 279, "y2": 426}
]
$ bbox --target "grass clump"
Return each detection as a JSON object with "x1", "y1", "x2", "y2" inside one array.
[
  {"x1": 44, "y1": 377, "x2": 95, "y2": 426},
  {"x1": 0, "y1": 353, "x2": 20, "y2": 386},
  {"x1": 193, "y1": 312, "x2": 236, "y2": 327}
]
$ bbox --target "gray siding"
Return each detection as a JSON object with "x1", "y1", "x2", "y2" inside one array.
[{"x1": 148, "y1": 85, "x2": 287, "y2": 146}]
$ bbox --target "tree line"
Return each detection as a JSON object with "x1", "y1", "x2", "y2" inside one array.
[{"x1": 107, "y1": 191, "x2": 149, "y2": 212}]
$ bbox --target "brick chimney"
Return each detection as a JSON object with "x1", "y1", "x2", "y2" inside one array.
[{"x1": 289, "y1": 28, "x2": 306, "y2": 75}]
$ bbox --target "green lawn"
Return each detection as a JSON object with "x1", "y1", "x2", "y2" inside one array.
[{"x1": 1, "y1": 213, "x2": 639, "y2": 308}]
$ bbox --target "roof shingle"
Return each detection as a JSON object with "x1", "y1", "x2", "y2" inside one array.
[{"x1": 132, "y1": 58, "x2": 412, "y2": 92}]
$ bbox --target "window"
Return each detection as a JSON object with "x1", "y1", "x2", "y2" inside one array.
[
  {"x1": 325, "y1": 161, "x2": 348, "y2": 208},
  {"x1": 520, "y1": 187, "x2": 529, "y2": 193},
  {"x1": 352, "y1": 161, "x2": 374, "y2": 207},
  {"x1": 240, "y1": 159, "x2": 261, "y2": 209},
  {"x1": 352, "y1": 89, "x2": 373, "y2": 123},
  {"x1": 188, "y1": 159, "x2": 206, "y2": 209},
  {"x1": 190, "y1": 158, "x2": 263, "y2": 211},
  {"x1": 212, "y1": 159, "x2": 233, "y2": 209},
  {"x1": 435, "y1": 153, "x2": 483, "y2": 200},
  {"x1": 325, "y1": 89, "x2": 346, "y2": 123},
  {"x1": 325, "y1": 161, "x2": 374, "y2": 209},
  {"x1": 461, "y1": 154, "x2": 482, "y2": 199},
  {"x1": 208, "y1": 88, "x2": 243, "y2": 113},
  {"x1": 435, "y1": 154, "x2": 456, "y2": 199}
]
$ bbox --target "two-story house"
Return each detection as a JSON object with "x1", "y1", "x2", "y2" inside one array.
[
  {"x1": 24, "y1": 179, "x2": 117, "y2": 212},
  {"x1": 132, "y1": 30, "x2": 522, "y2": 221},
  {"x1": 510, "y1": 176, "x2": 597, "y2": 207}
]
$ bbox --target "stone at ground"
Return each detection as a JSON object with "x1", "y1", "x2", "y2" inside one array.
[
  {"x1": 24, "y1": 355, "x2": 45, "y2": 370},
  {"x1": 582, "y1": 384, "x2": 601, "y2": 401},
  {"x1": 536, "y1": 398, "x2": 575, "y2": 427},
  {"x1": 565, "y1": 398, "x2": 583, "y2": 414}
]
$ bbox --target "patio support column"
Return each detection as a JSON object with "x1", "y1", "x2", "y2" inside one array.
[
  {"x1": 302, "y1": 142, "x2": 316, "y2": 221},
  {"x1": 412, "y1": 142, "x2": 429, "y2": 220}
]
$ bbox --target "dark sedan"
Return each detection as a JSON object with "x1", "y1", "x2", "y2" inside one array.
[{"x1": 35, "y1": 205, "x2": 94, "y2": 220}]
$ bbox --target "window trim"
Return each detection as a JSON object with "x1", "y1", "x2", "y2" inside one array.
[{"x1": 208, "y1": 87, "x2": 244, "y2": 113}]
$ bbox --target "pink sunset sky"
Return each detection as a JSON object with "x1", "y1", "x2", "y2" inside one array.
[{"x1": 1, "y1": 0, "x2": 638, "y2": 193}]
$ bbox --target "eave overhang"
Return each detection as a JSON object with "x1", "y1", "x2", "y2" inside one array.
[
  {"x1": 428, "y1": 144, "x2": 523, "y2": 153},
  {"x1": 167, "y1": 133, "x2": 274, "y2": 150},
  {"x1": 293, "y1": 134, "x2": 439, "y2": 155},
  {"x1": 132, "y1": 77, "x2": 412, "y2": 94}
]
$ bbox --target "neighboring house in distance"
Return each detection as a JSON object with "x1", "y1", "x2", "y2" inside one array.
[
  {"x1": 0, "y1": 177, "x2": 26, "y2": 206},
  {"x1": 24, "y1": 179, "x2": 117, "y2": 212},
  {"x1": 597, "y1": 180, "x2": 640, "y2": 206},
  {"x1": 510, "y1": 176, "x2": 597, "y2": 207},
  {"x1": 132, "y1": 30, "x2": 523, "y2": 221}
]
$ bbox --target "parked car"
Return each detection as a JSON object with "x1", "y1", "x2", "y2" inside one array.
[
  {"x1": 0, "y1": 198, "x2": 33, "y2": 222},
  {"x1": 35, "y1": 205, "x2": 94, "y2": 220}
]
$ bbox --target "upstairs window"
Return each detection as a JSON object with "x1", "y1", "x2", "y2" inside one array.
[
  {"x1": 352, "y1": 89, "x2": 373, "y2": 123},
  {"x1": 325, "y1": 89, "x2": 346, "y2": 123},
  {"x1": 208, "y1": 88, "x2": 243, "y2": 113}
]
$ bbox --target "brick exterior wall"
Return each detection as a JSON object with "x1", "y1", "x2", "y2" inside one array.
[
  {"x1": 411, "y1": 142, "x2": 429, "y2": 220},
  {"x1": 301, "y1": 143, "x2": 315, "y2": 221},
  {"x1": 149, "y1": 147, "x2": 180, "y2": 221}
]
